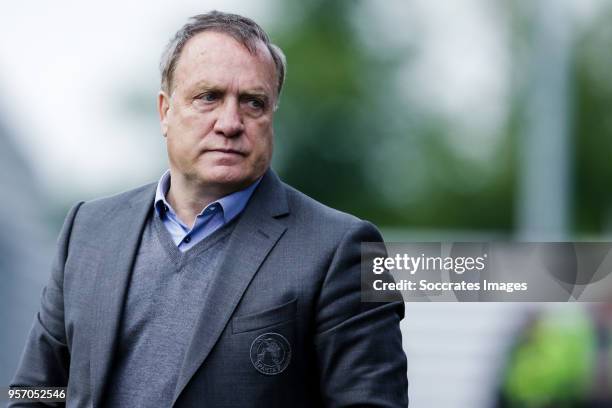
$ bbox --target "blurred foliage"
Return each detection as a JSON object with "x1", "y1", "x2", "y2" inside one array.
[
  {"x1": 573, "y1": 8, "x2": 612, "y2": 234},
  {"x1": 271, "y1": 0, "x2": 612, "y2": 235},
  {"x1": 106, "y1": 0, "x2": 612, "y2": 235},
  {"x1": 271, "y1": 1, "x2": 515, "y2": 230},
  {"x1": 271, "y1": 1, "x2": 391, "y2": 221}
]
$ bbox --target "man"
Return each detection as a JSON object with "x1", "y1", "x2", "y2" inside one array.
[{"x1": 11, "y1": 11, "x2": 408, "y2": 407}]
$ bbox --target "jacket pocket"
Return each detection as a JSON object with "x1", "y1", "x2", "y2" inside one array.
[{"x1": 232, "y1": 298, "x2": 297, "y2": 334}]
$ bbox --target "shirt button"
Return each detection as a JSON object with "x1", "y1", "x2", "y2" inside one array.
[{"x1": 184, "y1": 236, "x2": 191, "y2": 243}]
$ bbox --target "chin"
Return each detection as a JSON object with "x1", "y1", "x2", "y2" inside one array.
[{"x1": 201, "y1": 168, "x2": 253, "y2": 189}]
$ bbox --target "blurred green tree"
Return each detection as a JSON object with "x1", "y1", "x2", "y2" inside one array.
[
  {"x1": 573, "y1": 7, "x2": 612, "y2": 235},
  {"x1": 272, "y1": 1, "x2": 515, "y2": 231}
]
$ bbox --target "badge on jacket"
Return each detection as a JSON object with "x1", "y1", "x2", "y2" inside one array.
[{"x1": 250, "y1": 332, "x2": 291, "y2": 375}]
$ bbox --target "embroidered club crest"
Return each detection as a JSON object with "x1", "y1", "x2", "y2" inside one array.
[{"x1": 250, "y1": 332, "x2": 291, "y2": 375}]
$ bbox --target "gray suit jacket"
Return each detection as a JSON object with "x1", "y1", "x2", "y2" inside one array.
[{"x1": 11, "y1": 169, "x2": 408, "y2": 407}]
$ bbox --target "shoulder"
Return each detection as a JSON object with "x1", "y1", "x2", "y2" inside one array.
[
  {"x1": 73, "y1": 182, "x2": 156, "y2": 221},
  {"x1": 280, "y1": 180, "x2": 382, "y2": 244}
]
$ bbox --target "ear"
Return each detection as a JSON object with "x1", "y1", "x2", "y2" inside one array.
[{"x1": 157, "y1": 90, "x2": 171, "y2": 137}]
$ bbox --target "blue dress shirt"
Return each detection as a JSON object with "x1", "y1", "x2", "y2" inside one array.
[{"x1": 154, "y1": 170, "x2": 261, "y2": 252}]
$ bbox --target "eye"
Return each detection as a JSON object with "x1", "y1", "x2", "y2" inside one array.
[
  {"x1": 245, "y1": 97, "x2": 265, "y2": 110},
  {"x1": 196, "y1": 91, "x2": 220, "y2": 103}
]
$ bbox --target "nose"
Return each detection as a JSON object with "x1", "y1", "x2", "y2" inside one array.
[{"x1": 213, "y1": 98, "x2": 245, "y2": 138}]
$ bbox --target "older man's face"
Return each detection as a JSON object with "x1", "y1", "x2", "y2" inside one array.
[{"x1": 158, "y1": 31, "x2": 277, "y2": 193}]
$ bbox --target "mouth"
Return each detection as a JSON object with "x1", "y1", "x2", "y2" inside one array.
[{"x1": 204, "y1": 148, "x2": 245, "y2": 156}]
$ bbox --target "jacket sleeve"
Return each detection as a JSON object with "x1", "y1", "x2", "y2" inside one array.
[
  {"x1": 9, "y1": 202, "x2": 83, "y2": 407},
  {"x1": 314, "y1": 220, "x2": 408, "y2": 407}
]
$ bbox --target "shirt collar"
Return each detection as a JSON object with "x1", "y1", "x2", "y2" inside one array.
[{"x1": 154, "y1": 169, "x2": 261, "y2": 223}]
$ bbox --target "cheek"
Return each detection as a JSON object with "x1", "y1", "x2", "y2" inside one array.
[
  {"x1": 169, "y1": 105, "x2": 211, "y2": 138},
  {"x1": 166, "y1": 133, "x2": 193, "y2": 164},
  {"x1": 165, "y1": 137, "x2": 181, "y2": 163},
  {"x1": 167, "y1": 114, "x2": 208, "y2": 153},
  {"x1": 249, "y1": 120, "x2": 274, "y2": 153}
]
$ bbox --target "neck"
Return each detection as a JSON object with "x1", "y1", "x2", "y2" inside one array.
[{"x1": 166, "y1": 173, "x2": 232, "y2": 228}]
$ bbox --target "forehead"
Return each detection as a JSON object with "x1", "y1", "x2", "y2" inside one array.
[{"x1": 173, "y1": 31, "x2": 276, "y2": 94}]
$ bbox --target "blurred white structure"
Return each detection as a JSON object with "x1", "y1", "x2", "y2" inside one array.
[{"x1": 518, "y1": 0, "x2": 573, "y2": 240}]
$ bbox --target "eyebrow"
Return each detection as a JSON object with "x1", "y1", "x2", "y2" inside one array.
[
  {"x1": 192, "y1": 81, "x2": 271, "y2": 96},
  {"x1": 191, "y1": 83, "x2": 272, "y2": 105},
  {"x1": 239, "y1": 91, "x2": 269, "y2": 102}
]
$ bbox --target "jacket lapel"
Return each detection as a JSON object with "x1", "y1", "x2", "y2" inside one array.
[
  {"x1": 90, "y1": 184, "x2": 156, "y2": 407},
  {"x1": 172, "y1": 169, "x2": 289, "y2": 405}
]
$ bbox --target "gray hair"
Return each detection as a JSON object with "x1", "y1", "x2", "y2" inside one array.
[{"x1": 160, "y1": 11, "x2": 287, "y2": 99}]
